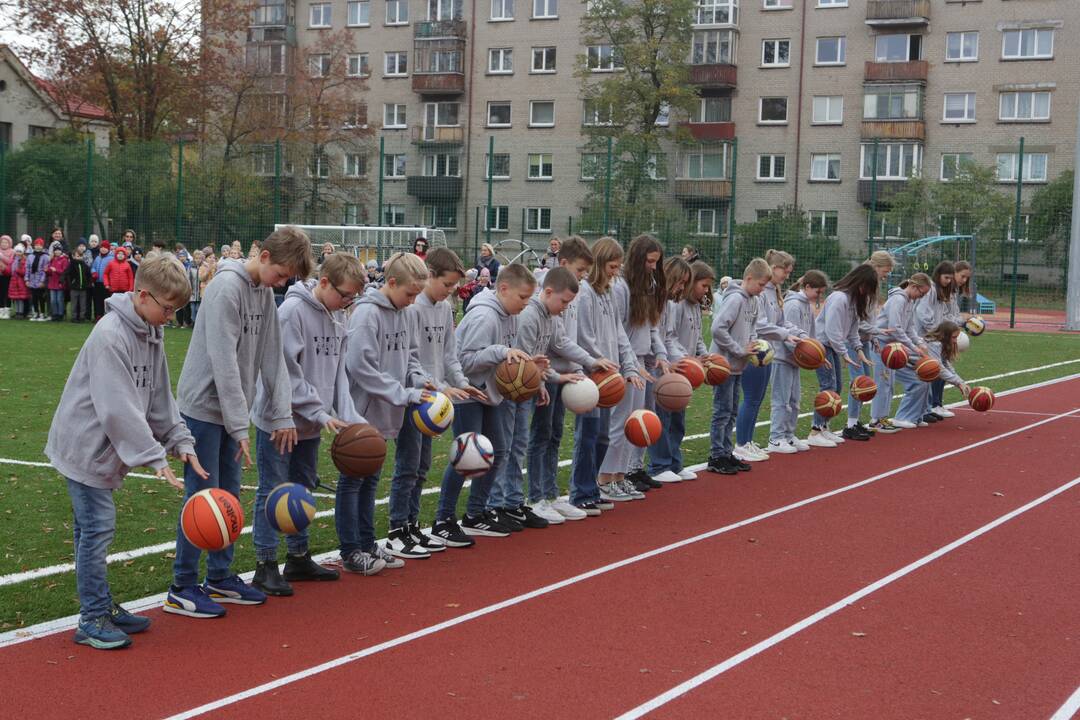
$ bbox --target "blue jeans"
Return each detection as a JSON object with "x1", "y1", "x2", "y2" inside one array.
[
  {"x1": 49, "y1": 288, "x2": 66, "y2": 318},
  {"x1": 569, "y1": 407, "x2": 609, "y2": 505},
  {"x1": 736, "y1": 364, "x2": 771, "y2": 445},
  {"x1": 768, "y1": 362, "x2": 800, "y2": 442},
  {"x1": 67, "y1": 479, "x2": 116, "y2": 621},
  {"x1": 846, "y1": 340, "x2": 873, "y2": 426},
  {"x1": 813, "y1": 347, "x2": 845, "y2": 428},
  {"x1": 389, "y1": 413, "x2": 432, "y2": 528},
  {"x1": 173, "y1": 415, "x2": 243, "y2": 587},
  {"x1": 895, "y1": 366, "x2": 931, "y2": 424},
  {"x1": 336, "y1": 472, "x2": 380, "y2": 555},
  {"x1": 190, "y1": 300, "x2": 201, "y2": 325},
  {"x1": 527, "y1": 381, "x2": 564, "y2": 503},
  {"x1": 437, "y1": 401, "x2": 508, "y2": 521},
  {"x1": 490, "y1": 398, "x2": 532, "y2": 510},
  {"x1": 929, "y1": 379, "x2": 945, "y2": 409},
  {"x1": 709, "y1": 374, "x2": 743, "y2": 458},
  {"x1": 252, "y1": 429, "x2": 320, "y2": 562},
  {"x1": 649, "y1": 407, "x2": 685, "y2": 475}
]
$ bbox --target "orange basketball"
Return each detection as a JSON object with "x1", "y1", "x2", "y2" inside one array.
[
  {"x1": 181, "y1": 488, "x2": 245, "y2": 552},
  {"x1": 793, "y1": 338, "x2": 827, "y2": 370},
  {"x1": 881, "y1": 342, "x2": 909, "y2": 370},
  {"x1": 624, "y1": 409, "x2": 662, "y2": 447},
  {"x1": 850, "y1": 375, "x2": 877, "y2": 401},
  {"x1": 590, "y1": 367, "x2": 627, "y2": 408},
  {"x1": 495, "y1": 358, "x2": 543, "y2": 402},
  {"x1": 968, "y1": 386, "x2": 995, "y2": 412},
  {"x1": 701, "y1": 354, "x2": 731, "y2": 385},
  {"x1": 915, "y1": 357, "x2": 942, "y2": 382},
  {"x1": 330, "y1": 423, "x2": 387, "y2": 477},
  {"x1": 814, "y1": 390, "x2": 843, "y2": 418},
  {"x1": 654, "y1": 373, "x2": 693, "y2": 412},
  {"x1": 674, "y1": 357, "x2": 706, "y2": 388}
]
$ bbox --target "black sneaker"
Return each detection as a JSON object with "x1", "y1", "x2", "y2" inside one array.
[
  {"x1": 385, "y1": 526, "x2": 431, "y2": 559},
  {"x1": 856, "y1": 421, "x2": 875, "y2": 436},
  {"x1": 707, "y1": 454, "x2": 737, "y2": 475},
  {"x1": 514, "y1": 504, "x2": 550, "y2": 529},
  {"x1": 430, "y1": 517, "x2": 475, "y2": 548},
  {"x1": 502, "y1": 505, "x2": 527, "y2": 524},
  {"x1": 283, "y1": 552, "x2": 340, "y2": 582},
  {"x1": 627, "y1": 469, "x2": 660, "y2": 489},
  {"x1": 491, "y1": 508, "x2": 525, "y2": 532},
  {"x1": 841, "y1": 426, "x2": 871, "y2": 441},
  {"x1": 461, "y1": 510, "x2": 512, "y2": 537},
  {"x1": 922, "y1": 413, "x2": 941, "y2": 424},
  {"x1": 409, "y1": 523, "x2": 446, "y2": 553},
  {"x1": 730, "y1": 455, "x2": 751, "y2": 472},
  {"x1": 576, "y1": 502, "x2": 602, "y2": 516},
  {"x1": 595, "y1": 498, "x2": 615, "y2": 511},
  {"x1": 252, "y1": 560, "x2": 294, "y2": 597}
]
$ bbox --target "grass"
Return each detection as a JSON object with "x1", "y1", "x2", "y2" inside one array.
[{"x1": 0, "y1": 318, "x2": 1078, "y2": 630}]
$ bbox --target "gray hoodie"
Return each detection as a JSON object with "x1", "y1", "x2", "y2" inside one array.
[
  {"x1": 252, "y1": 281, "x2": 363, "y2": 440},
  {"x1": 407, "y1": 291, "x2": 470, "y2": 392},
  {"x1": 517, "y1": 295, "x2": 597, "y2": 381},
  {"x1": 575, "y1": 280, "x2": 638, "y2": 377},
  {"x1": 817, "y1": 289, "x2": 862, "y2": 362},
  {"x1": 454, "y1": 287, "x2": 518, "y2": 405},
  {"x1": 611, "y1": 277, "x2": 667, "y2": 360},
  {"x1": 550, "y1": 293, "x2": 585, "y2": 373},
  {"x1": 710, "y1": 283, "x2": 757, "y2": 374},
  {"x1": 758, "y1": 281, "x2": 804, "y2": 354},
  {"x1": 666, "y1": 299, "x2": 707, "y2": 361},
  {"x1": 926, "y1": 340, "x2": 963, "y2": 386},
  {"x1": 877, "y1": 286, "x2": 924, "y2": 353},
  {"x1": 345, "y1": 286, "x2": 428, "y2": 437},
  {"x1": 177, "y1": 258, "x2": 293, "y2": 441},
  {"x1": 45, "y1": 293, "x2": 195, "y2": 489},
  {"x1": 915, "y1": 290, "x2": 949, "y2": 336},
  {"x1": 774, "y1": 290, "x2": 816, "y2": 366}
]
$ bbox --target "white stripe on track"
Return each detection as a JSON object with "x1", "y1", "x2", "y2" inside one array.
[{"x1": 1049, "y1": 684, "x2": 1080, "y2": 720}]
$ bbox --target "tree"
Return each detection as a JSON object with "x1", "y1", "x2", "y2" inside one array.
[
  {"x1": 5, "y1": 129, "x2": 92, "y2": 236},
  {"x1": 1028, "y1": 170, "x2": 1073, "y2": 278},
  {"x1": 734, "y1": 205, "x2": 851, "y2": 282}
]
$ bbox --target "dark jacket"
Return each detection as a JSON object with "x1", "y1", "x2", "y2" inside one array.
[{"x1": 67, "y1": 257, "x2": 93, "y2": 290}]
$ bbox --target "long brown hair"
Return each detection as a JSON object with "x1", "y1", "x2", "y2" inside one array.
[
  {"x1": 930, "y1": 260, "x2": 955, "y2": 302},
  {"x1": 833, "y1": 264, "x2": 879, "y2": 320},
  {"x1": 626, "y1": 234, "x2": 665, "y2": 327},
  {"x1": 587, "y1": 237, "x2": 623, "y2": 295},
  {"x1": 684, "y1": 260, "x2": 716, "y2": 301},
  {"x1": 663, "y1": 256, "x2": 691, "y2": 301},
  {"x1": 790, "y1": 269, "x2": 829, "y2": 293},
  {"x1": 953, "y1": 260, "x2": 972, "y2": 298},
  {"x1": 926, "y1": 320, "x2": 962, "y2": 365}
]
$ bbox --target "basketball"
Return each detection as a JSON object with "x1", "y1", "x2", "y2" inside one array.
[
  {"x1": 965, "y1": 316, "x2": 986, "y2": 336},
  {"x1": 181, "y1": 488, "x2": 244, "y2": 552},
  {"x1": 590, "y1": 367, "x2": 627, "y2": 408},
  {"x1": 814, "y1": 390, "x2": 843, "y2": 418},
  {"x1": 881, "y1": 342, "x2": 909, "y2": 370},
  {"x1": 330, "y1": 423, "x2": 387, "y2": 477},
  {"x1": 562, "y1": 378, "x2": 599, "y2": 414},
  {"x1": 654, "y1": 373, "x2": 693, "y2": 412},
  {"x1": 495, "y1": 358, "x2": 543, "y2": 402},
  {"x1": 624, "y1": 409, "x2": 662, "y2": 447},
  {"x1": 411, "y1": 391, "x2": 454, "y2": 437},
  {"x1": 793, "y1": 338, "x2": 827, "y2": 370},
  {"x1": 956, "y1": 331, "x2": 971, "y2": 353},
  {"x1": 747, "y1": 339, "x2": 774, "y2": 367},
  {"x1": 701, "y1": 354, "x2": 731, "y2": 385},
  {"x1": 915, "y1": 357, "x2": 942, "y2": 382},
  {"x1": 265, "y1": 483, "x2": 316, "y2": 535},
  {"x1": 968, "y1": 386, "x2": 995, "y2": 412},
  {"x1": 850, "y1": 375, "x2": 877, "y2": 401},
  {"x1": 674, "y1": 357, "x2": 706, "y2": 388},
  {"x1": 449, "y1": 432, "x2": 495, "y2": 478}
]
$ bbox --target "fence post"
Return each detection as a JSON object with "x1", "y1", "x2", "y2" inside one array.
[
  {"x1": 84, "y1": 138, "x2": 94, "y2": 238},
  {"x1": 377, "y1": 136, "x2": 385, "y2": 226},
  {"x1": 175, "y1": 138, "x2": 184, "y2": 243},
  {"x1": 603, "y1": 136, "x2": 613, "y2": 235},
  {"x1": 474, "y1": 205, "x2": 480, "y2": 261},
  {"x1": 1009, "y1": 136, "x2": 1024, "y2": 329},
  {"x1": 867, "y1": 137, "x2": 879, "y2": 255},
  {"x1": 726, "y1": 137, "x2": 738, "y2": 278},
  {"x1": 1067, "y1": 102, "x2": 1080, "y2": 330},
  {"x1": 486, "y1": 135, "x2": 494, "y2": 248},
  {"x1": 273, "y1": 139, "x2": 282, "y2": 225}
]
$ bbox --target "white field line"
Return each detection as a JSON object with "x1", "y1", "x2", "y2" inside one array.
[
  {"x1": 615, "y1": 474, "x2": 1080, "y2": 720},
  {"x1": 1049, "y1": 684, "x2": 1080, "y2": 720}
]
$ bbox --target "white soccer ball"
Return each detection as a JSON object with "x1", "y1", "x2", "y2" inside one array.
[
  {"x1": 449, "y1": 432, "x2": 494, "y2": 478},
  {"x1": 956, "y1": 331, "x2": 971, "y2": 353},
  {"x1": 562, "y1": 378, "x2": 599, "y2": 414}
]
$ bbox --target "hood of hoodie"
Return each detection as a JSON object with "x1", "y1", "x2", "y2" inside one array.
[
  {"x1": 468, "y1": 287, "x2": 510, "y2": 323},
  {"x1": 887, "y1": 286, "x2": 908, "y2": 301},
  {"x1": 356, "y1": 283, "x2": 399, "y2": 313},
  {"x1": 285, "y1": 277, "x2": 326, "y2": 310},
  {"x1": 215, "y1": 258, "x2": 253, "y2": 285},
  {"x1": 104, "y1": 292, "x2": 161, "y2": 345}
]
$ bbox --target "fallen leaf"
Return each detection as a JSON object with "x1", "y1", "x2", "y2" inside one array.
[
  {"x1": 993, "y1": 492, "x2": 1005, "y2": 497},
  {"x1": 851, "y1": 632, "x2": 867, "y2": 637},
  {"x1": 445, "y1": 602, "x2": 461, "y2": 608}
]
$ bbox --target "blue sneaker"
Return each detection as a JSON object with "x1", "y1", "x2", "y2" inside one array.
[
  {"x1": 164, "y1": 585, "x2": 227, "y2": 618},
  {"x1": 74, "y1": 616, "x2": 132, "y2": 650},
  {"x1": 109, "y1": 602, "x2": 151, "y2": 634},
  {"x1": 204, "y1": 575, "x2": 267, "y2": 605}
]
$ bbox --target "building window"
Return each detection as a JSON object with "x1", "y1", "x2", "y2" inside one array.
[
  {"x1": 875, "y1": 34, "x2": 922, "y2": 62},
  {"x1": 695, "y1": 0, "x2": 737, "y2": 25},
  {"x1": 810, "y1": 153, "x2": 841, "y2": 181},
  {"x1": 347, "y1": 53, "x2": 370, "y2": 77},
  {"x1": 644, "y1": 154, "x2": 665, "y2": 180},
  {"x1": 691, "y1": 97, "x2": 731, "y2": 123},
  {"x1": 309, "y1": 54, "x2": 331, "y2": 77},
  {"x1": 533, "y1": 0, "x2": 557, "y2": 19},
  {"x1": 758, "y1": 97, "x2": 788, "y2": 124},
  {"x1": 347, "y1": 0, "x2": 370, "y2": 25},
  {"x1": 423, "y1": 153, "x2": 461, "y2": 177},
  {"x1": 528, "y1": 153, "x2": 553, "y2": 179},
  {"x1": 761, "y1": 39, "x2": 790, "y2": 67},
  {"x1": 1002, "y1": 28, "x2": 1053, "y2": 60},
  {"x1": 940, "y1": 153, "x2": 974, "y2": 182},
  {"x1": 863, "y1": 84, "x2": 921, "y2": 120},
  {"x1": 809, "y1": 210, "x2": 838, "y2": 238},
  {"x1": 764, "y1": 0, "x2": 792, "y2": 8},
  {"x1": 860, "y1": 143, "x2": 921, "y2": 180},
  {"x1": 345, "y1": 204, "x2": 362, "y2": 225},
  {"x1": 251, "y1": 145, "x2": 276, "y2": 176},
  {"x1": 692, "y1": 30, "x2": 735, "y2": 64},
  {"x1": 588, "y1": 45, "x2": 623, "y2": 72},
  {"x1": 529, "y1": 100, "x2": 555, "y2": 127},
  {"x1": 384, "y1": 52, "x2": 408, "y2": 76},
  {"x1": 491, "y1": 0, "x2": 514, "y2": 20},
  {"x1": 812, "y1": 95, "x2": 843, "y2": 125},
  {"x1": 485, "y1": 153, "x2": 511, "y2": 179},
  {"x1": 489, "y1": 48, "x2": 513, "y2": 73},
  {"x1": 383, "y1": 104, "x2": 407, "y2": 128},
  {"x1": 655, "y1": 103, "x2": 670, "y2": 126},
  {"x1": 817, "y1": 0, "x2": 846, "y2": 6},
  {"x1": 386, "y1": 0, "x2": 409, "y2": 24},
  {"x1": 424, "y1": 102, "x2": 459, "y2": 129},
  {"x1": 383, "y1": 154, "x2": 407, "y2": 178},
  {"x1": 486, "y1": 205, "x2": 510, "y2": 231},
  {"x1": 1008, "y1": 214, "x2": 1031, "y2": 243},
  {"x1": 532, "y1": 46, "x2": 556, "y2": 72},
  {"x1": 344, "y1": 153, "x2": 367, "y2": 177},
  {"x1": 384, "y1": 204, "x2": 406, "y2": 226},
  {"x1": 999, "y1": 91, "x2": 1051, "y2": 122},
  {"x1": 309, "y1": 2, "x2": 331, "y2": 27},
  {"x1": 486, "y1": 102, "x2": 511, "y2": 127},
  {"x1": 692, "y1": 209, "x2": 719, "y2": 236},
  {"x1": 422, "y1": 204, "x2": 458, "y2": 229},
  {"x1": 945, "y1": 31, "x2": 978, "y2": 62},
  {"x1": 681, "y1": 147, "x2": 727, "y2": 179},
  {"x1": 815, "y1": 36, "x2": 845, "y2": 65},
  {"x1": 757, "y1": 154, "x2": 786, "y2": 181},
  {"x1": 580, "y1": 153, "x2": 603, "y2": 180},
  {"x1": 943, "y1": 93, "x2": 976, "y2": 123},
  {"x1": 583, "y1": 100, "x2": 615, "y2": 126},
  {"x1": 308, "y1": 151, "x2": 331, "y2": 178},
  {"x1": 527, "y1": 207, "x2": 552, "y2": 232},
  {"x1": 996, "y1": 153, "x2": 1048, "y2": 183}
]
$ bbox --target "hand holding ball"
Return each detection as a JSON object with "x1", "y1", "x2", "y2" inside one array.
[
  {"x1": 793, "y1": 338, "x2": 826, "y2": 370},
  {"x1": 562, "y1": 377, "x2": 599, "y2": 414},
  {"x1": 654, "y1": 373, "x2": 693, "y2": 412},
  {"x1": 495, "y1": 358, "x2": 543, "y2": 402},
  {"x1": 590, "y1": 367, "x2": 627, "y2": 408},
  {"x1": 412, "y1": 391, "x2": 454, "y2": 436},
  {"x1": 747, "y1": 339, "x2": 774, "y2": 367}
]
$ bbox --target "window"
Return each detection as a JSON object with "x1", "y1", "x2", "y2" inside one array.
[
  {"x1": 384, "y1": 204, "x2": 406, "y2": 226},
  {"x1": 1008, "y1": 214, "x2": 1031, "y2": 243},
  {"x1": 424, "y1": 102, "x2": 459, "y2": 128},
  {"x1": 309, "y1": 2, "x2": 331, "y2": 27},
  {"x1": 345, "y1": 102, "x2": 368, "y2": 128},
  {"x1": 308, "y1": 151, "x2": 331, "y2": 178},
  {"x1": 999, "y1": 91, "x2": 1051, "y2": 122},
  {"x1": 251, "y1": 146, "x2": 275, "y2": 176},
  {"x1": 757, "y1": 154, "x2": 786, "y2": 181},
  {"x1": 489, "y1": 48, "x2": 513, "y2": 73},
  {"x1": 580, "y1": 153, "x2": 602, "y2": 180},
  {"x1": 383, "y1": 104, "x2": 407, "y2": 128},
  {"x1": 812, "y1": 96, "x2": 843, "y2": 124},
  {"x1": 817, "y1": 0, "x2": 846, "y2": 6},
  {"x1": 345, "y1": 204, "x2": 362, "y2": 225},
  {"x1": 386, "y1": 0, "x2": 408, "y2": 24},
  {"x1": 485, "y1": 153, "x2": 511, "y2": 179},
  {"x1": 764, "y1": 0, "x2": 792, "y2": 8},
  {"x1": 1002, "y1": 28, "x2": 1053, "y2": 60},
  {"x1": 251, "y1": 0, "x2": 286, "y2": 24},
  {"x1": 347, "y1": 53, "x2": 370, "y2": 77},
  {"x1": 940, "y1": 153, "x2": 974, "y2": 181},
  {"x1": 530, "y1": 100, "x2": 554, "y2": 127},
  {"x1": 761, "y1": 39, "x2": 790, "y2": 67},
  {"x1": 875, "y1": 34, "x2": 922, "y2": 62},
  {"x1": 810, "y1": 153, "x2": 841, "y2": 181},
  {"x1": 528, "y1": 153, "x2": 553, "y2": 179},
  {"x1": 486, "y1": 205, "x2": 510, "y2": 231},
  {"x1": 943, "y1": 93, "x2": 976, "y2": 123},
  {"x1": 527, "y1": 207, "x2": 552, "y2": 233},
  {"x1": 427, "y1": 49, "x2": 462, "y2": 72},
  {"x1": 588, "y1": 45, "x2": 623, "y2": 72},
  {"x1": 347, "y1": 0, "x2": 370, "y2": 24},
  {"x1": 860, "y1": 143, "x2": 922, "y2": 179},
  {"x1": 421, "y1": 205, "x2": 458, "y2": 229},
  {"x1": 309, "y1": 54, "x2": 331, "y2": 77},
  {"x1": 692, "y1": 30, "x2": 735, "y2": 64},
  {"x1": 691, "y1": 97, "x2": 732, "y2": 123},
  {"x1": 532, "y1": 47, "x2": 556, "y2": 72},
  {"x1": 428, "y1": 0, "x2": 461, "y2": 21},
  {"x1": 809, "y1": 210, "x2": 838, "y2": 238},
  {"x1": 344, "y1": 153, "x2": 367, "y2": 177},
  {"x1": 486, "y1": 102, "x2": 512, "y2": 127},
  {"x1": 863, "y1": 85, "x2": 921, "y2": 120},
  {"x1": 583, "y1": 100, "x2": 615, "y2": 126},
  {"x1": 655, "y1": 103, "x2": 670, "y2": 126},
  {"x1": 759, "y1": 97, "x2": 788, "y2": 124},
  {"x1": 384, "y1": 52, "x2": 408, "y2": 76},
  {"x1": 997, "y1": 153, "x2": 1048, "y2": 183},
  {"x1": 645, "y1": 154, "x2": 666, "y2": 180},
  {"x1": 692, "y1": 209, "x2": 718, "y2": 236},
  {"x1": 945, "y1": 31, "x2": 978, "y2": 62},
  {"x1": 695, "y1": 0, "x2": 737, "y2": 25},
  {"x1": 816, "y1": 36, "x2": 845, "y2": 65},
  {"x1": 383, "y1": 154, "x2": 407, "y2": 178},
  {"x1": 680, "y1": 147, "x2": 728, "y2": 179},
  {"x1": 423, "y1": 153, "x2": 461, "y2": 177},
  {"x1": 533, "y1": 0, "x2": 557, "y2": 18},
  {"x1": 491, "y1": 0, "x2": 513, "y2": 20},
  {"x1": 245, "y1": 44, "x2": 286, "y2": 74}
]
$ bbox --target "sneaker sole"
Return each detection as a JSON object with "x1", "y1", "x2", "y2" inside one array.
[
  {"x1": 386, "y1": 547, "x2": 431, "y2": 559},
  {"x1": 251, "y1": 582, "x2": 294, "y2": 597},
  {"x1": 461, "y1": 526, "x2": 510, "y2": 537},
  {"x1": 74, "y1": 631, "x2": 132, "y2": 650},
  {"x1": 203, "y1": 590, "x2": 266, "y2": 606},
  {"x1": 599, "y1": 495, "x2": 634, "y2": 502},
  {"x1": 162, "y1": 602, "x2": 225, "y2": 619},
  {"x1": 431, "y1": 536, "x2": 474, "y2": 548}
]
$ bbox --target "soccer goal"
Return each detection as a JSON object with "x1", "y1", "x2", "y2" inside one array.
[{"x1": 275, "y1": 224, "x2": 447, "y2": 264}]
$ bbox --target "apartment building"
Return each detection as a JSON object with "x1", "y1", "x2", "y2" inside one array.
[{"x1": 238, "y1": 0, "x2": 1079, "y2": 253}]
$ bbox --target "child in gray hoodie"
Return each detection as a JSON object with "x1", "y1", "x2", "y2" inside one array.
[
  {"x1": 873, "y1": 274, "x2": 932, "y2": 429},
  {"x1": 46, "y1": 255, "x2": 203, "y2": 649}
]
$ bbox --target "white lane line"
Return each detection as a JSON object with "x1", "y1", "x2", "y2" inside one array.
[
  {"x1": 159, "y1": 407, "x2": 1080, "y2": 719},
  {"x1": 615, "y1": 474, "x2": 1080, "y2": 720},
  {"x1": 1049, "y1": 684, "x2": 1080, "y2": 720},
  {"x1": 953, "y1": 408, "x2": 1080, "y2": 419}
]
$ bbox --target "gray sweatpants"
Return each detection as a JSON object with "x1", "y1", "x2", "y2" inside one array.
[
  {"x1": 600, "y1": 354, "x2": 648, "y2": 475},
  {"x1": 70, "y1": 290, "x2": 89, "y2": 320}
]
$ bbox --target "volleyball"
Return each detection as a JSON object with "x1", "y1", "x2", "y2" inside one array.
[
  {"x1": 412, "y1": 391, "x2": 454, "y2": 437},
  {"x1": 747, "y1": 339, "x2": 774, "y2": 367},
  {"x1": 265, "y1": 483, "x2": 316, "y2": 535},
  {"x1": 956, "y1": 331, "x2": 971, "y2": 353},
  {"x1": 562, "y1": 378, "x2": 600, "y2": 414},
  {"x1": 964, "y1": 316, "x2": 986, "y2": 336}
]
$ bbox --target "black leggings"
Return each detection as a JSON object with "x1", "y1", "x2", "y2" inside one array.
[
  {"x1": 0, "y1": 275, "x2": 9, "y2": 308},
  {"x1": 31, "y1": 288, "x2": 47, "y2": 315}
]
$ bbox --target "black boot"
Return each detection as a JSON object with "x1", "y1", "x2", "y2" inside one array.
[
  {"x1": 253, "y1": 560, "x2": 294, "y2": 596},
  {"x1": 283, "y1": 552, "x2": 340, "y2": 582}
]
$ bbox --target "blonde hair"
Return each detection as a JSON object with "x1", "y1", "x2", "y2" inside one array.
[
  {"x1": 587, "y1": 237, "x2": 623, "y2": 294},
  {"x1": 135, "y1": 253, "x2": 190, "y2": 302},
  {"x1": 764, "y1": 249, "x2": 795, "y2": 270},
  {"x1": 262, "y1": 226, "x2": 315, "y2": 279},
  {"x1": 899, "y1": 272, "x2": 932, "y2": 290},
  {"x1": 743, "y1": 258, "x2": 770, "y2": 281},
  {"x1": 866, "y1": 250, "x2": 895, "y2": 273},
  {"x1": 320, "y1": 253, "x2": 366, "y2": 287},
  {"x1": 497, "y1": 262, "x2": 537, "y2": 290},
  {"x1": 382, "y1": 251, "x2": 430, "y2": 284}
]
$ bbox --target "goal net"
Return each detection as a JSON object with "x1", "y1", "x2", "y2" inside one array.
[{"x1": 275, "y1": 224, "x2": 447, "y2": 265}]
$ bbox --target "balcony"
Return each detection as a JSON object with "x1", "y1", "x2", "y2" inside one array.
[
  {"x1": 680, "y1": 122, "x2": 736, "y2": 142},
  {"x1": 411, "y1": 126, "x2": 465, "y2": 146},
  {"x1": 865, "y1": 0, "x2": 930, "y2": 27},
  {"x1": 864, "y1": 60, "x2": 928, "y2": 83},
  {"x1": 406, "y1": 175, "x2": 463, "y2": 201},
  {"x1": 412, "y1": 73, "x2": 465, "y2": 95},
  {"x1": 857, "y1": 179, "x2": 908, "y2": 205},
  {"x1": 861, "y1": 120, "x2": 926, "y2": 141},
  {"x1": 413, "y1": 23, "x2": 466, "y2": 95},
  {"x1": 689, "y1": 64, "x2": 737, "y2": 89},
  {"x1": 674, "y1": 179, "x2": 732, "y2": 202},
  {"x1": 414, "y1": 19, "x2": 466, "y2": 38}
]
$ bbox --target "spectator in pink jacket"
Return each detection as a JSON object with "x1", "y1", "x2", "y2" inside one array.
[{"x1": 8, "y1": 244, "x2": 30, "y2": 318}]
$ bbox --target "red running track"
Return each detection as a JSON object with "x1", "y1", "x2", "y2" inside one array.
[{"x1": 1, "y1": 376, "x2": 1078, "y2": 719}]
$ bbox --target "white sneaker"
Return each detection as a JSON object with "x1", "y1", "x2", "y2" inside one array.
[
  {"x1": 750, "y1": 441, "x2": 770, "y2": 456},
  {"x1": 917, "y1": 419, "x2": 929, "y2": 427},
  {"x1": 529, "y1": 500, "x2": 565, "y2": 525},
  {"x1": 735, "y1": 443, "x2": 768, "y2": 462},
  {"x1": 806, "y1": 431, "x2": 837, "y2": 448},
  {"x1": 933, "y1": 405, "x2": 955, "y2": 418},
  {"x1": 732, "y1": 444, "x2": 751, "y2": 462},
  {"x1": 790, "y1": 437, "x2": 810, "y2": 452},
  {"x1": 550, "y1": 499, "x2": 587, "y2": 520},
  {"x1": 600, "y1": 481, "x2": 634, "y2": 502},
  {"x1": 619, "y1": 479, "x2": 646, "y2": 500},
  {"x1": 891, "y1": 418, "x2": 917, "y2": 429},
  {"x1": 677, "y1": 468, "x2": 698, "y2": 480},
  {"x1": 651, "y1": 470, "x2": 682, "y2": 484},
  {"x1": 823, "y1": 429, "x2": 845, "y2": 444},
  {"x1": 768, "y1": 440, "x2": 798, "y2": 454}
]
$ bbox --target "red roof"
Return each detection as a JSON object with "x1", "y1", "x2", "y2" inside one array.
[{"x1": 33, "y1": 77, "x2": 110, "y2": 121}]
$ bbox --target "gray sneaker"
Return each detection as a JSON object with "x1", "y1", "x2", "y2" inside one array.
[
  {"x1": 375, "y1": 543, "x2": 406, "y2": 569},
  {"x1": 599, "y1": 481, "x2": 634, "y2": 502},
  {"x1": 73, "y1": 616, "x2": 132, "y2": 650},
  {"x1": 342, "y1": 550, "x2": 386, "y2": 576},
  {"x1": 619, "y1": 479, "x2": 646, "y2": 500}
]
